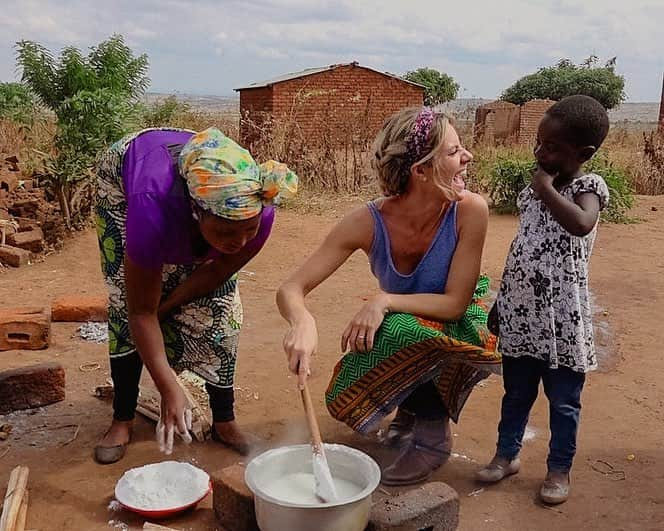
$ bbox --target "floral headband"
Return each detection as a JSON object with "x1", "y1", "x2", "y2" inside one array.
[{"x1": 404, "y1": 106, "x2": 437, "y2": 170}]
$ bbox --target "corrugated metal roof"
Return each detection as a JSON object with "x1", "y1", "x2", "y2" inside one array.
[{"x1": 234, "y1": 62, "x2": 425, "y2": 91}]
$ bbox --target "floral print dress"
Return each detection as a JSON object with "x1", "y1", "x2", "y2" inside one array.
[
  {"x1": 95, "y1": 129, "x2": 243, "y2": 388},
  {"x1": 495, "y1": 173, "x2": 610, "y2": 373}
]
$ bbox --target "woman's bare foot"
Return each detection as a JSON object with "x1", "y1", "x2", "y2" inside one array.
[{"x1": 212, "y1": 421, "x2": 255, "y2": 456}]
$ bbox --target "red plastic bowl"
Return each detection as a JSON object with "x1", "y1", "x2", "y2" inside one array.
[{"x1": 117, "y1": 480, "x2": 212, "y2": 519}]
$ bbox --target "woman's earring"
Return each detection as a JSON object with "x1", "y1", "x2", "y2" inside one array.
[{"x1": 192, "y1": 210, "x2": 200, "y2": 221}]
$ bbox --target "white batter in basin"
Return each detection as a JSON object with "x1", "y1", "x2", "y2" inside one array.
[{"x1": 245, "y1": 444, "x2": 380, "y2": 531}]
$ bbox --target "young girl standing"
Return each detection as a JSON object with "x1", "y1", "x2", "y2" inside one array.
[{"x1": 477, "y1": 95, "x2": 611, "y2": 504}]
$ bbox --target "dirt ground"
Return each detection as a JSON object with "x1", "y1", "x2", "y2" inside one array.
[{"x1": 0, "y1": 196, "x2": 663, "y2": 531}]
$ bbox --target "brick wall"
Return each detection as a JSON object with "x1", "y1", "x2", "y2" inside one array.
[
  {"x1": 239, "y1": 87, "x2": 273, "y2": 147},
  {"x1": 518, "y1": 99, "x2": 555, "y2": 145},
  {"x1": 474, "y1": 99, "x2": 554, "y2": 146},
  {"x1": 474, "y1": 101, "x2": 519, "y2": 143},
  {"x1": 239, "y1": 65, "x2": 423, "y2": 148}
]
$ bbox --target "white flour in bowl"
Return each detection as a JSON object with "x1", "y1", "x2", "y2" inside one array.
[{"x1": 115, "y1": 461, "x2": 209, "y2": 510}]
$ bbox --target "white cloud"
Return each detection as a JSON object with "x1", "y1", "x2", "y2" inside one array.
[{"x1": 0, "y1": 0, "x2": 662, "y2": 100}]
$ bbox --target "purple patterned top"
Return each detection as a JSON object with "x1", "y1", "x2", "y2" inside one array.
[{"x1": 122, "y1": 129, "x2": 274, "y2": 269}]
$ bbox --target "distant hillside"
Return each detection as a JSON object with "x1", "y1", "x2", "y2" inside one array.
[
  {"x1": 144, "y1": 93, "x2": 660, "y2": 124},
  {"x1": 143, "y1": 93, "x2": 239, "y2": 113}
]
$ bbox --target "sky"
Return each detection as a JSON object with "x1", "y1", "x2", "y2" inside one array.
[{"x1": 1, "y1": 0, "x2": 663, "y2": 102}]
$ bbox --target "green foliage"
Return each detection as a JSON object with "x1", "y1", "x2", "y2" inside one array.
[
  {"x1": 486, "y1": 155, "x2": 536, "y2": 214},
  {"x1": 584, "y1": 151, "x2": 634, "y2": 223},
  {"x1": 404, "y1": 67, "x2": 460, "y2": 106},
  {"x1": 142, "y1": 95, "x2": 190, "y2": 127},
  {"x1": 15, "y1": 34, "x2": 149, "y2": 226},
  {"x1": 0, "y1": 82, "x2": 36, "y2": 124},
  {"x1": 501, "y1": 56, "x2": 626, "y2": 109},
  {"x1": 482, "y1": 148, "x2": 634, "y2": 223}
]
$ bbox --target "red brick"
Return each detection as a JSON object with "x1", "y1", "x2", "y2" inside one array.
[
  {"x1": 0, "y1": 169, "x2": 18, "y2": 194},
  {"x1": 212, "y1": 464, "x2": 259, "y2": 531},
  {"x1": 7, "y1": 228, "x2": 44, "y2": 253},
  {"x1": 51, "y1": 295, "x2": 108, "y2": 322},
  {"x1": 368, "y1": 482, "x2": 459, "y2": 531},
  {"x1": 0, "y1": 245, "x2": 30, "y2": 267},
  {"x1": 0, "y1": 307, "x2": 51, "y2": 351},
  {"x1": 0, "y1": 362, "x2": 65, "y2": 414},
  {"x1": 15, "y1": 217, "x2": 40, "y2": 232}
]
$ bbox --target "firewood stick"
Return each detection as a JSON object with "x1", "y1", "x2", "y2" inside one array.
[
  {"x1": 143, "y1": 523, "x2": 179, "y2": 530},
  {"x1": 0, "y1": 467, "x2": 20, "y2": 531},
  {"x1": 13, "y1": 490, "x2": 28, "y2": 531},
  {"x1": 136, "y1": 404, "x2": 160, "y2": 423},
  {"x1": 8, "y1": 466, "x2": 28, "y2": 531},
  {"x1": 0, "y1": 466, "x2": 29, "y2": 531}
]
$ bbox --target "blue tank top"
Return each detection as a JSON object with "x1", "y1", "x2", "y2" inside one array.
[{"x1": 367, "y1": 201, "x2": 458, "y2": 294}]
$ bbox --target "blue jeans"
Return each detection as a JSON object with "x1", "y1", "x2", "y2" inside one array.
[{"x1": 497, "y1": 355, "x2": 585, "y2": 473}]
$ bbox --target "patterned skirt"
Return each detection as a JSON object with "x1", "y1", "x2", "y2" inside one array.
[
  {"x1": 326, "y1": 276, "x2": 501, "y2": 433},
  {"x1": 94, "y1": 129, "x2": 242, "y2": 388}
]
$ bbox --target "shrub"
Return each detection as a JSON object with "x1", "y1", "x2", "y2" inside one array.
[
  {"x1": 0, "y1": 82, "x2": 36, "y2": 124},
  {"x1": 584, "y1": 151, "x2": 634, "y2": 223},
  {"x1": 142, "y1": 95, "x2": 191, "y2": 127},
  {"x1": 481, "y1": 148, "x2": 634, "y2": 223},
  {"x1": 486, "y1": 155, "x2": 535, "y2": 214}
]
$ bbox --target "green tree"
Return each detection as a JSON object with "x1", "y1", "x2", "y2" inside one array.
[
  {"x1": 404, "y1": 67, "x2": 460, "y2": 106},
  {"x1": 501, "y1": 56, "x2": 625, "y2": 109},
  {"x1": 15, "y1": 34, "x2": 149, "y2": 226}
]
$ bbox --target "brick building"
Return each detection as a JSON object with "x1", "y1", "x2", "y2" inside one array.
[
  {"x1": 235, "y1": 62, "x2": 424, "y2": 148},
  {"x1": 474, "y1": 99, "x2": 554, "y2": 146}
]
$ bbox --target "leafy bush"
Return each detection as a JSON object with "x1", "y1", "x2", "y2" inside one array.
[
  {"x1": 501, "y1": 56, "x2": 626, "y2": 109},
  {"x1": 0, "y1": 82, "x2": 36, "y2": 124},
  {"x1": 584, "y1": 151, "x2": 634, "y2": 223},
  {"x1": 482, "y1": 149, "x2": 633, "y2": 223},
  {"x1": 15, "y1": 34, "x2": 149, "y2": 226},
  {"x1": 486, "y1": 155, "x2": 535, "y2": 214}
]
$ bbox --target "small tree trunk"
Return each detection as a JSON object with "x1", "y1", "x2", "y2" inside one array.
[{"x1": 57, "y1": 183, "x2": 71, "y2": 229}]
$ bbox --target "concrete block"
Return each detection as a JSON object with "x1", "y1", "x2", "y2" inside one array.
[
  {"x1": 0, "y1": 362, "x2": 65, "y2": 414},
  {"x1": 212, "y1": 464, "x2": 259, "y2": 531},
  {"x1": 368, "y1": 482, "x2": 459, "y2": 531},
  {"x1": 0, "y1": 307, "x2": 50, "y2": 351},
  {"x1": 7, "y1": 228, "x2": 44, "y2": 253},
  {"x1": 52, "y1": 295, "x2": 108, "y2": 322},
  {"x1": 0, "y1": 245, "x2": 30, "y2": 267}
]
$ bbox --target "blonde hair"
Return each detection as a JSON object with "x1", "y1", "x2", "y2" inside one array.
[{"x1": 371, "y1": 107, "x2": 458, "y2": 199}]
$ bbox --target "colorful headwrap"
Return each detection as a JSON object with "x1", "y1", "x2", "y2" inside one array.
[
  {"x1": 179, "y1": 128, "x2": 298, "y2": 220},
  {"x1": 404, "y1": 106, "x2": 436, "y2": 170}
]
